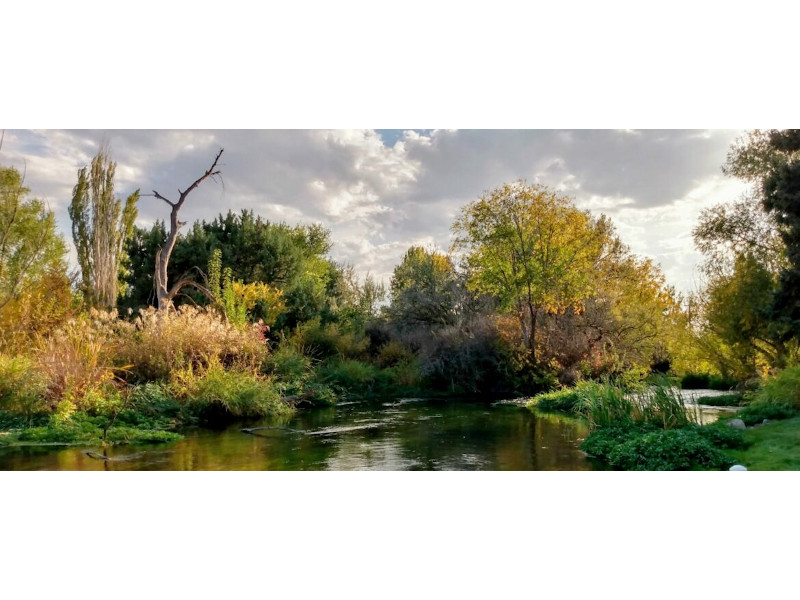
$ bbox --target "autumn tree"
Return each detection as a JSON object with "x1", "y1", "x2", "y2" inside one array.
[
  {"x1": 69, "y1": 147, "x2": 138, "y2": 308},
  {"x1": 451, "y1": 181, "x2": 611, "y2": 362},
  {"x1": 386, "y1": 246, "x2": 461, "y2": 329},
  {"x1": 1, "y1": 165, "x2": 66, "y2": 312}
]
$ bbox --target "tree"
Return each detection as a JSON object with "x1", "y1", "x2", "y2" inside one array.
[
  {"x1": 69, "y1": 147, "x2": 138, "y2": 308},
  {"x1": 1, "y1": 165, "x2": 66, "y2": 312},
  {"x1": 151, "y1": 148, "x2": 223, "y2": 310},
  {"x1": 451, "y1": 181, "x2": 611, "y2": 362},
  {"x1": 386, "y1": 246, "x2": 461, "y2": 328}
]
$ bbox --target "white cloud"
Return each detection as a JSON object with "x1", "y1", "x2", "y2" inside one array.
[{"x1": 0, "y1": 129, "x2": 748, "y2": 293}]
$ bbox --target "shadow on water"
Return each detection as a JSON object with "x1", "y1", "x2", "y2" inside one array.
[{"x1": 0, "y1": 399, "x2": 596, "y2": 471}]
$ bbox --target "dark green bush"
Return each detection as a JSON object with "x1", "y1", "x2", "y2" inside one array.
[
  {"x1": 737, "y1": 402, "x2": 797, "y2": 426},
  {"x1": 695, "y1": 394, "x2": 744, "y2": 407},
  {"x1": 580, "y1": 424, "x2": 655, "y2": 462},
  {"x1": 694, "y1": 422, "x2": 748, "y2": 449},
  {"x1": 607, "y1": 428, "x2": 733, "y2": 471},
  {"x1": 681, "y1": 373, "x2": 736, "y2": 391},
  {"x1": 681, "y1": 373, "x2": 710, "y2": 389}
]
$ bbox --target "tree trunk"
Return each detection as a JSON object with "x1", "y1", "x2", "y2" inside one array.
[{"x1": 153, "y1": 149, "x2": 224, "y2": 310}]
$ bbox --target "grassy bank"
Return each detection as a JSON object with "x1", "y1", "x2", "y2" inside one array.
[{"x1": 724, "y1": 417, "x2": 800, "y2": 470}]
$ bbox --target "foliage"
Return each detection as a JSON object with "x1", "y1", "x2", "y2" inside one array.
[
  {"x1": 752, "y1": 366, "x2": 800, "y2": 409},
  {"x1": 34, "y1": 316, "x2": 118, "y2": 407},
  {"x1": 528, "y1": 381, "x2": 605, "y2": 414},
  {"x1": 313, "y1": 359, "x2": 381, "y2": 396},
  {"x1": 452, "y1": 181, "x2": 611, "y2": 358},
  {"x1": 0, "y1": 165, "x2": 67, "y2": 314},
  {"x1": 576, "y1": 380, "x2": 696, "y2": 431},
  {"x1": 694, "y1": 394, "x2": 744, "y2": 407},
  {"x1": 122, "y1": 210, "x2": 337, "y2": 328},
  {"x1": 285, "y1": 318, "x2": 368, "y2": 361},
  {"x1": 208, "y1": 248, "x2": 286, "y2": 326},
  {"x1": 0, "y1": 354, "x2": 48, "y2": 422},
  {"x1": 69, "y1": 148, "x2": 139, "y2": 308},
  {"x1": 13, "y1": 410, "x2": 181, "y2": 445},
  {"x1": 580, "y1": 424, "x2": 655, "y2": 462},
  {"x1": 737, "y1": 402, "x2": 796, "y2": 426},
  {"x1": 0, "y1": 268, "x2": 76, "y2": 353},
  {"x1": 114, "y1": 306, "x2": 267, "y2": 382},
  {"x1": 171, "y1": 359, "x2": 292, "y2": 422},
  {"x1": 680, "y1": 373, "x2": 737, "y2": 390},
  {"x1": 694, "y1": 422, "x2": 748, "y2": 450},
  {"x1": 386, "y1": 246, "x2": 461, "y2": 329},
  {"x1": 605, "y1": 428, "x2": 733, "y2": 471}
]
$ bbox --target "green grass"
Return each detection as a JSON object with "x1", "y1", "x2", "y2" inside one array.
[{"x1": 727, "y1": 417, "x2": 800, "y2": 470}]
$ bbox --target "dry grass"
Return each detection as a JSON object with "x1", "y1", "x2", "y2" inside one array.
[{"x1": 114, "y1": 306, "x2": 268, "y2": 382}]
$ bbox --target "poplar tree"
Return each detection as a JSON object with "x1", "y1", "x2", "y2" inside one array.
[{"x1": 69, "y1": 147, "x2": 139, "y2": 308}]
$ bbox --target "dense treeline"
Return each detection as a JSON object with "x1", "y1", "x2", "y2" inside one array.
[{"x1": 3, "y1": 131, "x2": 800, "y2": 469}]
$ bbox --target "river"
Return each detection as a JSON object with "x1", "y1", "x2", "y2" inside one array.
[{"x1": 0, "y1": 398, "x2": 598, "y2": 471}]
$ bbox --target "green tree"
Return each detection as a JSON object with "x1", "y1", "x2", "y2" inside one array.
[
  {"x1": 387, "y1": 246, "x2": 461, "y2": 328},
  {"x1": 0, "y1": 165, "x2": 66, "y2": 311},
  {"x1": 69, "y1": 147, "x2": 138, "y2": 308},
  {"x1": 451, "y1": 181, "x2": 611, "y2": 362}
]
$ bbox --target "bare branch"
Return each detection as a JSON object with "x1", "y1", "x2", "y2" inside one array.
[{"x1": 152, "y1": 190, "x2": 175, "y2": 207}]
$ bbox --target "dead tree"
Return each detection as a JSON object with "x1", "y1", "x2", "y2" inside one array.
[{"x1": 152, "y1": 148, "x2": 223, "y2": 310}]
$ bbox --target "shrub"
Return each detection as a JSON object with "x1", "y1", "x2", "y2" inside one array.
[
  {"x1": 313, "y1": 359, "x2": 380, "y2": 396},
  {"x1": 753, "y1": 367, "x2": 800, "y2": 409},
  {"x1": 607, "y1": 428, "x2": 734, "y2": 471},
  {"x1": 529, "y1": 381, "x2": 604, "y2": 414},
  {"x1": 0, "y1": 354, "x2": 48, "y2": 421},
  {"x1": 286, "y1": 318, "x2": 368, "y2": 361},
  {"x1": 737, "y1": 402, "x2": 797, "y2": 426},
  {"x1": 581, "y1": 424, "x2": 655, "y2": 462},
  {"x1": 694, "y1": 394, "x2": 744, "y2": 407},
  {"x1": 171, "y1": 360, "x2": 292, "y2": 422},
  {"x1": 694, "y1": 422, "x2": 748, "y2": 450},
  {"x1": 34, "y1": 317, "x2": 117, "y2": 407},
  {"x1": 115, "y1": 306, "x2": 267, "y2": 382},
  {"x1": 681, "y1": 373, "x2": 710, "y2": 389},
  {"x1": 681, "y1": 372, "x2": 737, "y2": 391},
  {"x1": 375, "y1": 341, "x2": 417, "y2": 368},
  {"x1": 264, "y1": 344, "x2": 312, "y2": 383}
]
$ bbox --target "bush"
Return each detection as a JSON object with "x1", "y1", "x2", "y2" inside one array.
[
  {"x1": 264, "y1": 344, "x2": 312, "y2": 383},
  {"x1": 15, "y1": 411, "x2": 182, "y2": 445},
  {"x1": 286, "y1": 318, "x2": 368, "y2": 361},
  {"x1": 737, "y1": 402, "x2": 797, "y2": 426},
  {"x1": 681, "y1": 372, "x2": 737, "y2": 391},
  {"x1": 313, "y1": 359, "x2": 380, "y2": 396},
  {"x1": 681, "y1": 373, "x2": 710, "y2": 389},
  {"x1": 754, "y1": 367, "x2": 800, "y2": 409},
  {"x1": 171, "y1": 360, "x2": 292, "y2": 422},
  {"x1": 695, "y1": 422, "x2": 748, "y2": 450},
  {"x1": 695, "y1": 394, "x2": 744, "y2": 407},
  {"x1": 115, "y1": 306, "x2": 267, "y2": 382},
  {"x1": 581, "y1": 424, "x2": 654, "y2": 462},
  {"x1": 607, "y1": 428, "x2": 734, "y2": 471},
  {"x1": 34, "y1": 317, "x2": 117, "y2": 407},
  {"x1": 375, "y1": 341, "x2": 417, "y2": 368},
  {"x1": 529, "y1": 381, "x2": 604, "y2": 414},
  {"x1": 0, "y1": 354, "x2": 48, "y2": 421}
]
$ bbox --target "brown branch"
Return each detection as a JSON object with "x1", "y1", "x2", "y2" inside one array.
[{"x1": 152, "y1": 190, "x2": 175, "y2": 206}]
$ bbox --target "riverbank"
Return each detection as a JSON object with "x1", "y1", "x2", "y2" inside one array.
[{"x1": 725, "y1": 417, "x2": 800, "y2": 470}]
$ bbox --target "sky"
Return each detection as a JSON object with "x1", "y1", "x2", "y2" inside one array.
[{"x1": 0, "y1": 129, "x2": 750, "y2": 295}]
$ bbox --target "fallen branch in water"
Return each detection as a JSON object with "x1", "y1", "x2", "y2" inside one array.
[{"x1": 240, "y1": 426, "x2": 302, "y2": 436}]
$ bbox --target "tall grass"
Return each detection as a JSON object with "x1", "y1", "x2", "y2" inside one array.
[
  {"x1": 114, "y1": 306, "x2": 267, "y2": 382},
  {"x1": 577, "y1": 379, "x2": 696, "y2": 431}
]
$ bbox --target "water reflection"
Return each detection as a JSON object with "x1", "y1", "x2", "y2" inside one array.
[{"x1": 0, "y1": 400, "x2": 595, "y2": 471}]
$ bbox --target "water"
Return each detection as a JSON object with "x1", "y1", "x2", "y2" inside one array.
[{"x1": 0, "y1": 398, "x2": 595, "y2": 471}]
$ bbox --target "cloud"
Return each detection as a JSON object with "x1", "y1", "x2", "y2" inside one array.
[{"x1": 0, "y1": 128, "x2": 747, "y2": 293}]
